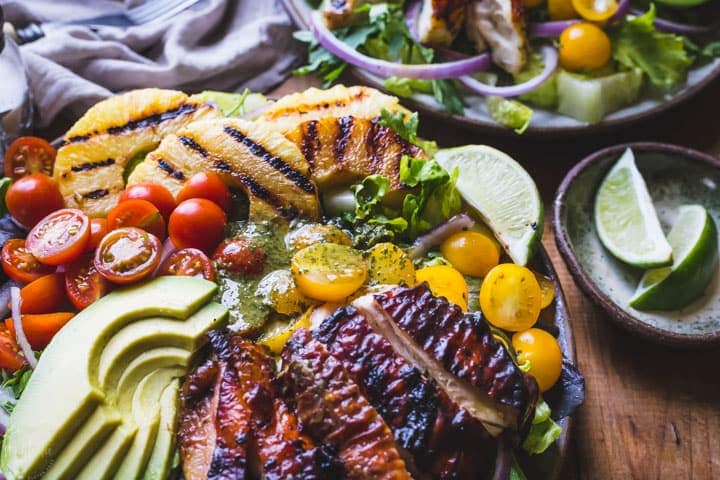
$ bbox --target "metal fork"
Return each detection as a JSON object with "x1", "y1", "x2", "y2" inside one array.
[{"x1": 10, "y1": 0, "x2": 202, "y2": 44}]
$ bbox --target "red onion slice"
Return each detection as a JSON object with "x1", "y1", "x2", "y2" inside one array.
[
  {"x1": 309, "y1": 11, "x2": 492, "y2": 79},
  {"x1": 408, "y1": 213, "x2": 476, "y2": 259},
  {"x1": 630, "y1": 7, "x2": 719, "y2": 35},
  {"x1": 10, "y1": 287, "x2": 36, "y2": 370},
  {"x1": 459, "y1": 46, "x2": 559, "y2": 98},
  {"x1": 527, "y1": 20, "x2": 579, "y2": 38},
  {"x1": 153, "y1": 237, "x2": 177, "y2": 277}
]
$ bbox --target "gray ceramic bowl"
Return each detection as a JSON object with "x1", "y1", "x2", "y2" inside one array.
[{"x1": 554, "y1": 143, "x2": 720, "y2": 347}]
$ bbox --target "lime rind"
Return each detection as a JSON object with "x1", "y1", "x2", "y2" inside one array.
[
  {"x1": 594, "y1": 148, "x2": 673, "y2": 268},
  {"x1": 630, "y1": 205, "x2": 719, "y2": 311},
  {"x1": 435, "y1": 145, "x2": 543, "y2": 266}
]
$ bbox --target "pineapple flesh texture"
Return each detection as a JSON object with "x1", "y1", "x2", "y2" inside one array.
[
  {"x1": 127, "y1": 118, "x2": 320, "y2": 221},
  {"x1": 285, "y1": 115, "x2": 426, "y2": 191},
  {"x1": 257, "y1": 85, "x2": 406, "y2": 135},
  {"x1": 53, "y1": 89, "x2": 220, "y2": 217}
]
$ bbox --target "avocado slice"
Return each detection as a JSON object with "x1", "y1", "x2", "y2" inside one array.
[
  {"x1": 143, "y1": 379, "x2": 181, "y2": 480},
  {"x1": 74, "y1": 423, "x2": 138, "y2": 480},
  {"x1": 115, "y1": 367, "x2": 185, "y2": 479},
  {"x1": 1, "y1": 277, "x2": 227, "y2": 479}
]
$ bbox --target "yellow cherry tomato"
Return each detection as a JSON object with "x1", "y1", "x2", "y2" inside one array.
[
  {"x1": 533, "y1": 272, "x2": 556, "y2": 309},
  {"x1": 416, "y1": 265, "x2": 469, "y2": 311},
  {"x1": 571, "y1": 0, "x2": 617, "y2": 21},
  {"x1": 258, "y1": 312, "x2": 312, "y2": 355},
  {"x1": 440, "y1": 231, "x2": 500, "y2": 278},
  {"x1": 559, "y1": 23, "x2": 612, "y2": 71},
  {"x1": 548, "y1": 0, "x2": 578, "y2": 20},
  {"x1": 512, "y1": 328, "x2": 563, "y2": 392},
  {"x1": 480, "y1": 264, "x2": 541, "y2": 331},
  {"x1": 291, "y1": 243, "x2": 367, "y2": 302},
  {"x1": 523, "y1": 0, "x2": 544, "y2": 8},
  {"x1": 366, "y1": 242, "x2": 415, "y2": 286},
  {"x1": 285, "y1": 223, "x2": 351, "y2": 252}
]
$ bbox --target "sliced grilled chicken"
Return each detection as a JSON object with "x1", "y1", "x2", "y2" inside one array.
[
  {"x1": 282, "y1": 329, "x2": 412, "y2": 480},
  {"x1": 322, "y1": 0, "x2": 383, "y2": 29},
  {"x1": 466, "y1": 0, "x2": 528, "y2": 75},
  {"x1": 314, "y1": 306, "x2": 495, "y2": 479},
  {"x1": 257, "y1": 85, "x2": 405, "y2": 135},
  {"x1": 417, "y1": 0, "x2": 468, "y2": 47},
  {"x1": 178, "y1": 357, "x2": 223, "y2": 480},
  {"x1": 285, "y1": 115, "x2": 425, "y2": 191},
  {"x1": 53, "y1": 88, "x2": 220, "y2": 217},
  {"x1": 127, "y1": 118, "x2": 320, "y2": 221},
  {"x1": 353, "y1": 284, "x2": 538, "y2": 437}
]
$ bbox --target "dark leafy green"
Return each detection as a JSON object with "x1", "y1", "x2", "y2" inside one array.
[{"x1": 377, "y1": 109, "x2": 437, "y2": 153}]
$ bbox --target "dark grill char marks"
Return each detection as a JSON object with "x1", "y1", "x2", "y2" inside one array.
[
  {"x1": 373, "y1": 284, "x2": 539, "y2": 435},
  {"x1": 334, "y1": 116, "x2": 354, "y2": 165},
  {"x1": 224, "y1": 125, "x2": 316, "y2": 194},
  {"x1": 233, "y1": 173, "x2": 295, "y2": 220},
  {"x1": 70, "y1": 158, "x2": 115, "y2": 172},
  {"x1": 301, "y1": 120, "x2": 321, "y2": 168},
  {"x1": 156, "y1": 158, "x2": 185, "y2": 180},
  {"x1": 314, "y1": 306, "x2": 494, "y2": 480},
  {"x1": 82, "y1": 189, "x2": 108, "y2": 199},
  {"x1": 282, "y1": 329, "x2": 412, "y2": 480},
  {"x1": 179, "y1": 135, "x2": 209, "y2": 157},
  {"x1": 178, "y1": 357, "x2": 224, "y2": 480},
  {"x1": 65, "y1": 103, "x2": 198, "y2": 144}
]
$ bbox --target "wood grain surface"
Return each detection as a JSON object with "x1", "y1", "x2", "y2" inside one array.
[{"x1": 275, "y1": 77, "x2": 720, "y2": 480}]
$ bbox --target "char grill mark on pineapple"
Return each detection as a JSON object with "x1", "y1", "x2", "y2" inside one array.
[
  {"x1": 82, "y1": 189, "x2": 109, "y2": 199},
  {"x1": 334, "y1": 116, "x2": 354, "y2": 165},
  {"x1": 178, "y1": 135, "x2": 209, "y2": 157},
  {"x1": 70, "y1": 158, "x2": 116, "y2": 172},
  {"x1": 371, "y1": 284, "x2": 539, "y2": 436},
  {"x1": 223, "y1": 125, "x2": 316, "y2": 195},
  {"x1": 314, "y1": 306, "x2": 495, "y2": 479},
  {"x1": 282, "y1": 329, "x2": 412, "y2": 480},
  {"x1": 156, "y1": 159, "x2": 186, "y2": 181},
  {"x1": 233, "y1": 173, "x2": 295, "y2": 219},
  {"x1": 300, "y1": 120, "x2": 321, "y2": 168}
]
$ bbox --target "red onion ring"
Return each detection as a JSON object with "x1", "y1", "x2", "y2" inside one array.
[
  {"x1": 459, "y1": 46, "x2": 559, "y2": 98},
  {"x1": 310, "y1": 11, "x2": 492, "y2": 79},
  {"x1": 408, "y1": 213, "x2": 476, "y2": 259},
  {"x1": 10, "y1": 287, "x2": 36, "y2": 369},
  {"x1": 153, "y1": 237, "x2": 177, "y2": 277},
  {"x1": 630, "y1": 7, "x2": 719, "y2": 35}
]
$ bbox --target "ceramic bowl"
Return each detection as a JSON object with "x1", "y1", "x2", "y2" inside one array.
[{"x1": 554, "y1": 142, "x2": 720, "y2": 347}]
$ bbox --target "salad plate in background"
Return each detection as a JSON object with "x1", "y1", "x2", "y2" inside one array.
[{"x1": 284, "y1": 0, "x2": 720, "y2": 135}]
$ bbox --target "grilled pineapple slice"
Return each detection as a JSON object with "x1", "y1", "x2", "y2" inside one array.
[
  {"x1": 127, "y1": 118, "x2": 320, "y2": 221},
  {"x1": 285, "y1": 115, "x2": 426, "y2": 191},
  {"x1": 53, "y1": 89, "x2": 220, "y2": 217},
  {"x1": 257, "y1": 85, "x2": 406, "y2": 134}
]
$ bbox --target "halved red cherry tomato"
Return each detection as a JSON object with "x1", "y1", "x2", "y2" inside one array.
[
  {"x1": 26, "y1": 208, "x2": 90, "y2": 266},
  {"x1": 85, "y1": 218, "x2": 108, "y2": 252},
  {"x1": 159, "y1": 248, "x2": 215, "y2": 281},
  {"x1": 19, "y1": 273, "x2": 66, "y2": 314},
  {"x1": 1, "y1": 239, "x2": 54, "y2": 284},
  {"x1": 177, "y1": 172, "x2": 232, "y2": 212},
  {"x1": 65, "y1": 253, "x2": 110, "y2": 309},
  {"x1": 168, "y1": 199, "x2": 227, "y2": 252},
  {"x1": 0, "y1": 325, "x2": 26, "y2": 372},
  {"x1": 107, "y1": 199, "x2": 166, "y2": 239},
  {"x1": 94, "y1": 227, "x2": 161, "y2": 284},
  {"x1": 5, "y1": 173, "x2": 64, "y2": 229},
  {"x1": 6, "y1": 312, "x2": 75, "y2": 350},
  {"x1": 119, "y1": 183, "x2": 177, "y2": 223},
  {"x1": 212, "y1": 237, "x2": 265, "y2": 275},
  {"x1": 3, "y1": 136, "x2": 57, "y2": 180}
]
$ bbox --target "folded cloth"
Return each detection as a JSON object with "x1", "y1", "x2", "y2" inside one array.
[{"x1": 1, "y1": 0, "x2": 303, "y2": 127}]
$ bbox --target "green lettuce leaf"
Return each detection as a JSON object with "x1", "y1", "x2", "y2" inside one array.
[
  {"x1": 610, "y1": 6, "x2": 693, "y2": 89},
  {"x1": 516, "y1": 54, "x2": 558, "y2": 109},
  {"x1": 377, "y1": 109, "x2": 437, "y2": 154},
  {"x1": 523, "y1": 396, "x2": 563, "y2": 454},
  {"x1": 486, "y1": 97, "x2": 533, "y2": 134}
]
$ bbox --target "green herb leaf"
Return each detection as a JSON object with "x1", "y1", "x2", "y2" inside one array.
[
  {"x1": 510, "y1": 453, "x2": 529, "y2": 480},
  {"x1": 0, "y1": 178, "x2": 13, "y2": 217},
  {"x1": 377, "y1": 109, "x2": 437, "y2": 154},
  {"x1": 431, "y1": 80, "x2": 465, "y2": 115},
  {"x1": 610, "y1": 6, "x2": 693, "y2": 89}
]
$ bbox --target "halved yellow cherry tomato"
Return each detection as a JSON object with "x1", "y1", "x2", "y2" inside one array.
[
  {"x1": 559, "y1": 23, "x2": 612, "y2": 71},
  {"x1": 258, "y1": 313, "x2": 312, "y2": 355},
  {"x1": 291, "y1": 243, "x2": 367, "y2": 302},
  {"x1": 534, "y1": 272, "x2": 556, "y2": 309},
  {"x1": 548, "y1": 0, "x2": 578, "y2": 20},
  {"x1": 480, "y1": 264, "x2": 541, "y2": 331},
  {"x1": 285, "y1": 223, "x2": 351, "y2": 252},
  {"x1": 366, "y1": 243, "x2": 415, "y2": 286},
  {"x1": 571, "y1": 0, "x2": 617, "y2": 21},
  {"x1": 512, "y1": 328, "x2": 563, "y2": 392},
  {"x1": 416, "y1": 265, "x2": 468, "y2": 311},
  {"x1": 440, "y1": 231, "x2": 500, "y2": 278}
]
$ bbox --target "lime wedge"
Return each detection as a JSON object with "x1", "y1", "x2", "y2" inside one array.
[
  {"x1": 629, "y1": 205, "x2": 718, "y2": 311},
  {"x1": 594, "y1": 148, "x2": 672, "y2": 268},
  {"x1": 435, "y1": 145, "x2": 543, "y2": 266}
]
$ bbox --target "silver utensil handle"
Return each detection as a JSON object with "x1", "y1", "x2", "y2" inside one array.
[{"x1": 13, "y1": 22, "x2": 44, "y2": 44}]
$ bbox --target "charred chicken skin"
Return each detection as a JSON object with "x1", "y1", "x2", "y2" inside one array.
[
  {"x1": 282, "y1": 328, "x2": 412, "y2": 480},
  {"x1": 314, "y1": 305, "x2": 495, "y2": 480}
]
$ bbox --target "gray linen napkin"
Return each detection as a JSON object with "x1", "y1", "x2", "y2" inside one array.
[{"x1": 1, "y1": 0, "x2": 303, "y2": 127}]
